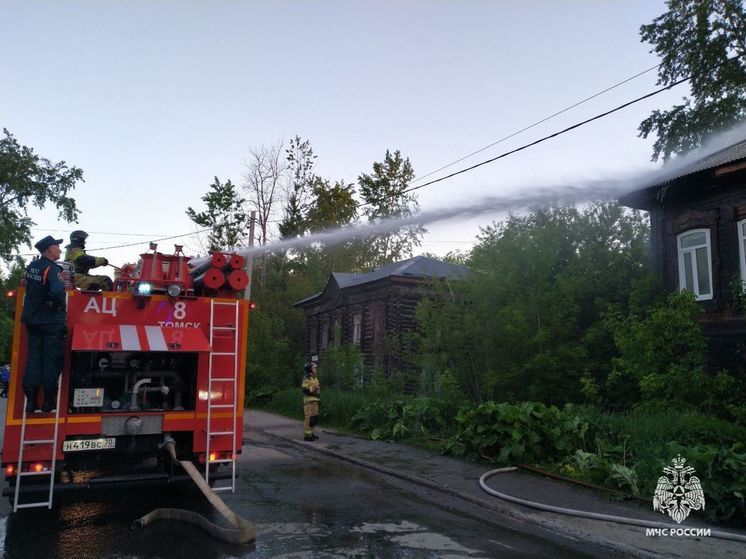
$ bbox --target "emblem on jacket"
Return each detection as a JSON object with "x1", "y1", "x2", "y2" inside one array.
[{"x1": 653, "y1": 455, "x2": 705, "y2": 524}]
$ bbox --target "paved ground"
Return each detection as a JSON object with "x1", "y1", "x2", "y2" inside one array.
[
  {"x1": 246, "y1": 409, "x2": 746, "y2": 559},
  {"x1": 0, "y1": 398, "x2": 603, "y2": 558}
]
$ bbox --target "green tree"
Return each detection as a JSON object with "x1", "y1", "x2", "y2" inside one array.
[
  {"x1": 279, "y1": 136, "x2": 317, "y2": 239},
  {"x1": 306, "y1": 178, "x2": 358, "y2": 232},
  {"x1": 0, "y1": 129, "x2": 82, "y2": 259},
  {"x1": 639, "y1": 0, "x2": 746, "y2": 161},
  {"x1": 0, "y1": 259, "x2": 25, "y2": 362},
  {"x1": 416, "y1": 202, "x2": 653, "y2": 404},
  {"x1": 186, "y1": 177, "x2": 247, "y2": 251},
  {"x1": 358, "y1": 150, "x2": 425, "y2": 268}
]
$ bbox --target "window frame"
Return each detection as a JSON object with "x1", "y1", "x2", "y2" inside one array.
[
  {"x1": 738, "y1": 219, "x2": 746, "y2": 288},
  {"x1": 676, "y1": 228, "x2": 713, "y2": 301},
  {"x1": 333, "y1": 319, "x2": 341, "y2": 347},
  {"x1": 352, "y1": 314, "x2": 362, "y2": 345},
  {"x1": 320, "y1": 318, "x2": 329, "y2": 349}
]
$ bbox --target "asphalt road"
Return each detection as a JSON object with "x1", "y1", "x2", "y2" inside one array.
[{"x1": 0, "y1": 399, "x2": 600, "y2": 559}]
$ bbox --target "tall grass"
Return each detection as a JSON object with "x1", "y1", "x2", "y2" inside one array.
[
  {"x1": 581, "y1": 404, "x2": 746, "y2": 492},
  {"x1": 259, "y1": 387, "x2": 380, "y2": 432}
]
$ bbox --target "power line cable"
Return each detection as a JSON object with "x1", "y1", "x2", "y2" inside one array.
[
  {"x1": 32, "y1": 228, "x2": 173, "y2": 238},
  {"x1": 16, "y1": 229, "x2": 211, "y2": 257},
  {"x1": 410, "y1": 63, "x2": 661, "y2": 185},
  {"x1": 89, "y1": 229, "x2": 209, "y2": 251},
  {"x1": 404, "y1": 55, "x2": 743, "y2": 195}
]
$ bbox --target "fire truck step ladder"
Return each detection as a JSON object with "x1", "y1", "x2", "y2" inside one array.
[
  {"x1": 14, "y1": 376, "x2": 63, "y2": 511},
  {"x1": 206, "y1": 300, "x2": 240, "y2": 492}
]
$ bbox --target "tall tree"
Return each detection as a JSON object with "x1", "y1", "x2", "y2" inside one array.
[
  {"x1": 306, "y1": 178, "x2": 358, "y2": 232},
  {"x1": 358, "y1": 150, "x2": 425, "y2": 268},
  {"x1": 639, "y1": 0, "x2": 746, "y2": 161},
  {"x1": 186, "y1": 177, "x2": 247, "y2": 251},
  {"x1": 242, "y1": 141, "x2": 286, "y2": 246},
  {"x1": 0, "y1": 129, "x2": 82, "y2": 259},
  {"x1": 279, "y1": 136, "x2": 317, "y2": 239}
]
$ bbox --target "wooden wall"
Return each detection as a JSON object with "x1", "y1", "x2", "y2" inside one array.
[{"x1": 301, "y1": 278, "x2": 436, "y2": 376}]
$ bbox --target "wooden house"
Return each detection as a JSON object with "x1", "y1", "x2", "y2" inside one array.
[
  {"x1": 294, "y1": 256, "x2": 468, "y2": 374},
  {"x1": 619, "y1": 137, "x2": 746, "y2": 373}
]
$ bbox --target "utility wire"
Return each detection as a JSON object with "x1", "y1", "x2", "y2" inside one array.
[
  {"x1": 404, "y1": 55, "x2": 743, "y2": 195},
  {"x1": 89, "y1": 229, "x2": 209, "y2": 251},
  {"x1": 410, "y1": 63, "x2": 661, "y2": 185},
  {"x1": 14, "y1": 228, "x2": 210, "y2": 258},
  {"x1": 32, "y1": 228, "x2": 171, "y2": 238}
]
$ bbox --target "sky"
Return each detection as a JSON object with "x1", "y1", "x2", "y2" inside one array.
[{"x1": 1, "y1": 0, "x2": 686, "y2": 271}]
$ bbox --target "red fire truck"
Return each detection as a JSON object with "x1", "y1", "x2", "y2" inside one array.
[{"x1": 1, "y1": 245, "x2": 251, "y2": 511}]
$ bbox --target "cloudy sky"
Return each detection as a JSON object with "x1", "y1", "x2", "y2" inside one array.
[{"x1": 2, "y1": 0, "x2": 684, "y2": 269}]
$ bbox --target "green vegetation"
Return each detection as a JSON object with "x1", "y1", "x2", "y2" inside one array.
[
  {"x1": 638, "y1": 0, "x2": 746, "y2": 161},
  {"x1": 0, "y1": 128, "x2": 83, "y2": 260},
  {"x1": 257, "y1": 388, "x2": 746, "y2": 526},
  {"x1": 249, "y1": 195, "x2": 746, "y2": 527}
]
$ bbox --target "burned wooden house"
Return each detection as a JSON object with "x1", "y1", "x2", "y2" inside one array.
[
  {"x1": 294, "y1": 256, "x2": 468, "y2": 374},
  {"x1": 619, "y1": 136, "x2": 746, "y2": 373}
]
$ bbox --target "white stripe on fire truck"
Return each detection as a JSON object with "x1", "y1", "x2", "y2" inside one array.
[
  {"x1": 120, "y1": 325, "x2": 141, "y2": 350},
  {"x1": 145, "y1": 325, "x2": 168, "y2": 351}
]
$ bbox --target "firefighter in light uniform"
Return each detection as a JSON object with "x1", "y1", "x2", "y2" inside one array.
[
  {"x1": 64, "y1": 230, "x2": 113, "y2": 290},
  {"x1": 21, "y1": 235, "x2": 67, "y2": 413},
  {"x1": 301, "y1": 362, "x2": 320, "y2": 441}
]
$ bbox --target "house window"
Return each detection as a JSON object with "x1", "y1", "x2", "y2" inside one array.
[
  {"x1": 333, "y1": 319, "x2": 341, "y2": 347},
  {"x1": 353, "y1": 314, "x2": 362, "y2": 345},
  {"x1": 738, "y1": 220, "x2": 746, "y2": 286},
  {"x1": 321, "y1": 320, "x2": 329, "y2": 349},
  {"x1": 677, "y1": 229, "x2": 713, "y2": 301}
]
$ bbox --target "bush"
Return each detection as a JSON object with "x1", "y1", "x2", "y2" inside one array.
[
  {"x1": 607, "y1": 292, "x2": 718, "y2": 407},
  {"x1": 320, "y1": 343, "x2": 364, "y2": 390},
  {"x1": 352, "y1": 396, "x2": 453, "y2": 442},
  {"x1": 443, "y1": 401, "x2": 589, "y2": 464},
  {"x1": 664, "y1": 442, "x2": 746, "y2": 527}
]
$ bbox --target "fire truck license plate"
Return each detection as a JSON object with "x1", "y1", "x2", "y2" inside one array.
[{"x1": 62, "y1": 438, "x2": 116, "y2": 452}]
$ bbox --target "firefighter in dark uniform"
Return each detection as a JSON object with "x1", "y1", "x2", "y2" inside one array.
[
  {"x1": 301, "y1": 361, "x2": 320, "y2": 441},
  {"x1": 21, "y1": 235, "x2": 67, "y2": 413},
  {"x1": 64, "y1": 230, "x2": 112, "y2": 290}
]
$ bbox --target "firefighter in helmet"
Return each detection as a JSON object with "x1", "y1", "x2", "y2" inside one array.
[
  {"x1": 301, "y1": 361, "x2": 320, "y2": 441},
  {"x1": 64, "y1": 230, "x2": 113, "y2": 291}
]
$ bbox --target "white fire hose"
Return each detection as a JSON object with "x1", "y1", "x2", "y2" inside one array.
[
  {"x1": 132, "y1": 436, "x2": 256, "y2": 544},
  {"x1": 480, "y1": 467, "x2": 746, "y2": 543}
]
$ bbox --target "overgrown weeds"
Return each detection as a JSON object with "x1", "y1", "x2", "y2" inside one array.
[{"x1": 254, "y1": 390, "x2": 746, "y2": 526}]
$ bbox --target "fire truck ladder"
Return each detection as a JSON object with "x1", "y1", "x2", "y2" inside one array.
[
  {"x1": 206, "y1": 299, "x2": 240, "y2": 492},
  {"x1": 14, "y1": 376, "x2": 63, "y2": 511}
]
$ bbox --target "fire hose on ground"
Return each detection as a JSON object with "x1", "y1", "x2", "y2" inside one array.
[
  {"x1": 132, "y1": 435, "x2": 257, "y2": 544},
  {"x1": 480, "y1": 467, "x2": 746, "y2": 544}
]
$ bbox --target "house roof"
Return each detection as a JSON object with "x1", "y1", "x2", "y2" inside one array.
[
  {"x1": 619, "y1": 135, "x2": 746, "y2": 209},
  {"x1": 647, "y1": 138, "x2": 746, "y2": 188},
  {"x1": 294, "y1": 255, "x2": 468, "y2": 307}
]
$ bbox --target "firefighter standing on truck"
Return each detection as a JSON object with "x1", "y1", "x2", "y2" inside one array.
[
  {"x1": 301, "y1": 361, "x2": 320, "y2": 441},
  {"x1": 64, "y1": 230, "x2": 113, "y2": 290},
  {"x1": 21, "y1": 235, "x2": 67, "y2": 413}
]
